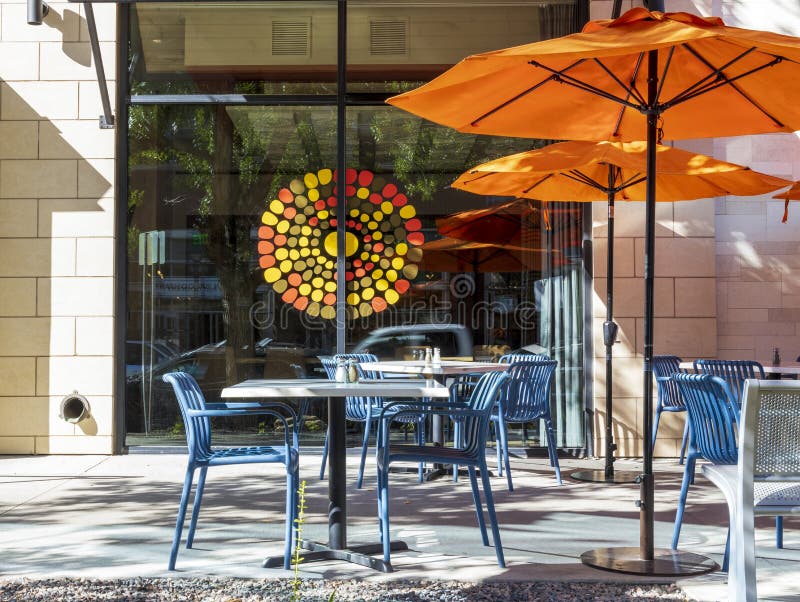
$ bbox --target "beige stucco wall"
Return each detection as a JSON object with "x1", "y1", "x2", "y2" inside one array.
[{"x1": 0, "y1": 1, "x2": 116, "y2": 454}]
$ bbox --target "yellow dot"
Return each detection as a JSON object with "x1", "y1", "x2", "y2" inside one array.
[
  {"x1": 262, "y1": 212, "x2": 278, "y2": 226},
  {"x1": 312, "y1": 277, "x2": 324, "y2": 288},
  {"x1": 279, "y1": 260, "x2": 293, "y2": 273},
  {"x1": 386, "y1": 270, "x2": 397, "y2": 282},
  {"x1": 308, "y1": 189, "x2": 319, "y2": 202},
  {"x1": 362, "y1": 288, "x2": 375, "y2": 301},
  {"x1": 403, "y1": 264, "x2": 419, "y2": 279},
  {"x1": 290, "y1": 225, "x2": 301, "y2": 235},
  {"x1": 370, "y1": 254, "x2": 379, "y2": 262},
  {"x1": 273, "y1": 279, "x2": 288, "y2": 294},
  {"x1": 373, "y1": 211, "x2": 384, "y2": 222},
  {"x1": 324, "y1": 231, "x2": 359, "y2": 257},
  {"x1": 367, "y1": 221, "x2": 378, "y2": 230},
  {"x1": 399, "y1": 205, "x2": 416, "y2": 219},
  {"x1": 304, "y1": 173, "x2": 319, "y2": 189},
  {"x1": 326, "y1": 260, "x2": 335, "y2": 269},
  {"x1": 294, "y1": 260, "x2": 307, "y2": 272},
  {"x1": 396, "y1": 243, "x2": 408, "y2": 256},
  {"x1": 359, "y1": 302, "x2": 373, "y2": 318},
  {"x1": 300, "y1": 247, "x2": 311, "y2": 258},
  {"x1": 360, "y1": 214, "x2": 369, "y2": 223},
  {"x1": 298, "y1": 236, "x2": 309, "y2": 247},
  {"x1": 324, "y1": 281, "x2": 337, "y2": 293},
  {"x1": 270, "y1": 200, "x2": 285, "y2": 214},
  {"x1": 385, "y1": 289, "x2": 400, "y2": 305},
  {"x1": 392, "y1": 257, "x2": 405, "y2": 270},
  {"x1": 307, "y1": 302, "x2": 320, "y2": 317},
  {"x1": 295, "y1": 214, "x2": 307, "y2": 225},
  {"x1": 301, "y1": 226, "x2": 312, "y2": 236},
  {"x1": 275, "y1": 248, "x2": 289, "y2": 261},
  {"x1": 373, "y1": 269, "x2": 384, "y2": 279},
  {"x1": 318, "y1": 169, "x2": 333, "y2": 185},
  {"x1": 290, "y1": 179, "x2": 305, "y2": 194},
  {"x1": 318, "y1": 210, "x2": 329, "y2": 220},
  {"x1": 349, "y1": 209, "x2": 359, "y2": 218},
  {"x1": 376, "y1": 279, "x2": 389, "y2": 291},
  {"x1": 276, "y1": 220, "x2": 290, "y2": 234},
  {"x1": 311, "y1": 289, "x2": 324, "y2": 302},
  {"x1": 299, "y1": 283, "x2": 312, "y2": 296},
  {"x1": 312, "y1": 248, "x2": 321, "y2": 256},
  {"x1": 295, "y1": 196, "x2": 308, "y2": 209},
  {"x1": 373, "y1": 231, "x2": 383, "y2": 240},
  {"x1": 361, "y1": 252, "x2": 370, "y2": 261},
  {"x1": 264, "y1": 268, "x2": 281, "y2": 283},
  {"x1": 320, "y1": 305, "x2": 336, "y2": 319},
  {"x1": 289, "y1": 249, "x2": 300, "y2": 260},
  {"x1": 357, "y1": 187, "x2": 369, "y2": 199},
  {"x1": 381, "y1": 201, "x2": 393, "y2": 215},
  {"x1": 347, "y1": 293, "x2": 360, "y2": 305}
]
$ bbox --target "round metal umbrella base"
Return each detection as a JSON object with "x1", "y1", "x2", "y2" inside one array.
[
  {"x1": 581, "y1": 547, "x2": 719, "y2": 577},
  {"x1": 570, "y1": 469, "x2": 639, "y2": 484}
]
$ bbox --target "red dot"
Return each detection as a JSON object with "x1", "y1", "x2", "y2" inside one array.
[
  {"x1": 345, "y1": 168, "x2": 357, "y2": 185},
  {"x1": 355, "y1": 223, "x2": 363, "y2": 231},
  {"x1": 373, "y1": 242, "x2": 384, "y2": 252},
  {"x1": 363, "y1": 235, "x2": 372, "y2": 243},
  {"x1": 278, "y1": 188, "x2": 294, "y2": 204},
  {"x1": 309, "y1": 217, "x2": 319, "y2": 226},
  {"x1": 347, "y1": 220, "x2": 356, "y2": 228},
  {"x1": 288, "y1": 273, "x2": 302, "y2": 287},
  {"x1": 405, "y1": 218, "x2": 422, "y2": 231},
  {"x1": 258, "y1": 241, "x2": 275, "y2": 255},
  {"x1": 283, "y1": 207, "x2": 297, "y2": 219},
  {"x1": 327, "y1": 196, "x2": 337, "y2": 208},
  {"x1": 259, "y1": 256, "x2": 275, "y2": 268},
  {"x1": 353, "y1": 259, "x2": 363, "y2": 267},
  {"x1": 382, "y1": 183, "x2": 397, "y2": 198},
  {"x1": 407, "y1": 232, "x2": 424, "y2": 246},
  {"x1": 258, "y1": 226, "x2": 274, "y2": 240},
  {"x1": 330, "y1": 219, "x2": 337, "y2": 227},
  {"x1": 345, "y1": 271, "x2": 355, "y2": 281},
  {"x1": 395, "y1": 279, "x2": 410, "y2": 294},
  {"x1": 315, "y1": 200, "x2": 326, "y2": 211},
  {"x1": 369, "y1": 192, "x2": 382, "y2": 204},
  {"x1": 358, "y1": 170, "x2": 374, "y2": 187},
  {"x1": 365, "y1": 262, "x2": 374, "y2": 271},
  {"x1": 345, "y1": 185, "x2": 356, "y2": 197},
  {"x1": 392, "y1": 194, "x2": 408, "y2": 207}
]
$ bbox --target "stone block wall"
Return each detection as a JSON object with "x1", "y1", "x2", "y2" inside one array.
[{"x1": 0, "y1": 1, "x2": 116, "y2": 454}]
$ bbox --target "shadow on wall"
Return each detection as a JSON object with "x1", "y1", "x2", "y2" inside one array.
[{"x1": 0, "y1": 4, "x2": 112, "y2": 454}]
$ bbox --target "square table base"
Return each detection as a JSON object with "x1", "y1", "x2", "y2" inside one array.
[{"x1": 262, "y1": 539, "x2": 409, "y2": 573}]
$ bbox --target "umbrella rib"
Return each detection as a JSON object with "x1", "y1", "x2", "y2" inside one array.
[
  {"x1": 592, "y1": 56, "x2": 648, "y2": 107},
  {"x1": 612, "y1": 53, "x2": 645, "y2": 138},
  {"x1": 655, "y1": 46, "x2": 676, "y2": 104},
  {"x1": 470, "y1": 58, "x2": 586, "y2": 127},
  {"x1": 664, "y1": 45, "x2": 786, "y2": 128},
  {"x1": 564, "y1": 170, "x2": 606, "y2": 191},
  {"x1": 521, "y1": 173, "x2": 555, "y2": 195}
]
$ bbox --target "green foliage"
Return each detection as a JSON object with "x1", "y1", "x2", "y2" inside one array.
[{"x1": 290, "y1": 480, "x2": 307, "y2": 602}]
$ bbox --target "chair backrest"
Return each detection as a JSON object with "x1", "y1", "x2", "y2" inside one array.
[
  {"x1": 460, "y1": 371, "x2": 510, "y2": 456},
  {"x1": 162, "y1": 372, "x2": 211, "y2": 461},
  {"x1": 500, "y1": 359, "x2": 558, "y2": 423},
  {"x1": 694, "y1": 359, "x2": 765, "y2": 407},
  {"x1": 321, "y1": 353, "x2": 383, "y2": 420},
  {"x1": 652, "y1": 355, "x2": 685, "y2": 410},
  {"x1": 499, "y1": 352, "x2": 551, "y2": 364},
  {"x1": 673, "y1": 373, "x2": 739, "y2": 465}
]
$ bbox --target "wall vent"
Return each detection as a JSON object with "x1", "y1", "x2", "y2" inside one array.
[
  {"x1": 370, "y1": 18, "x2": 408, "y2": 56},
  {"x1": 272, "y1": 19, "x2": 311, "y2": 56}
]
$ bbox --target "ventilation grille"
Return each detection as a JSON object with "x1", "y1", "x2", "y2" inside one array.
[
  {"x1": 370, "y1": 18, "x2": 408, "y2": 56},
  {"x1": 272, "y1": 19, "x2": 311, "y2": 56}
]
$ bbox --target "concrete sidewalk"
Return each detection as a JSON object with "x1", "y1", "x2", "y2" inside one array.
[{"x1": 1, "y1": 451, "x2": 798, "y2": 601}]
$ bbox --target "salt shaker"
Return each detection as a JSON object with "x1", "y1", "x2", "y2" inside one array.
[
  {"x1": 347, "y1": 359, "x2": 359, "y2": 383},
  {"x1": 773, "y1": 347, "x2": 781, "y2": 366},
  {"x1": 334, "y1": 357, "x2": 347, "y2": 383},
  {"x1": 432, "y1": 347, "x2": 441, "y2": 367},
  {"x1": 424, "y1": 347, "x2": 433, "y2": 367}
]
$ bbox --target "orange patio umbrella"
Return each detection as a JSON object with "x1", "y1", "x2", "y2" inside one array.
[
  {"x1": 388, "y1": 7, "x2": 800, "y2": 577},
  {"x1": 774, "y1": 182, "x2": 800, "y2": 222},
  {"x1": 452, "y1": 140, "x2": 791, "y2": 486},
  {"x1": 420, "y1": 237, "x2": 552, "y2": 273}
]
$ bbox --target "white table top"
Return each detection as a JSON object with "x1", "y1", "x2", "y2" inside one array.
[
  {"x1": 679, "y1": 361, "x2": 800, "y2": 375},
  {"x1": 360, "y1": 359, "x2": 508, "y2": 376},
  {"x1": 221, "y1": 378, "x2": 450, "y2": 399}
]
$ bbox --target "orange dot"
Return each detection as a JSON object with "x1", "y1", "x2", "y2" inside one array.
[
  {"x1": 323, "y1": 293, "x2": 336, "y2": 305},
  {"x1": 278, "y1": 188, "x2": 294, "y2": 204},
  {"x1": 395, "y1": 279, "x2": 410, "y2": 294},
  {"x1": 373, "y1": 242, "x2": 384, "y2": 253},
  {"x1": 274, "y1": 234, "x2": 287, "y2": 246},
  {"x1": 258, "y1": 226, "x2": 275, "y2": 240},
  {"x1": 283, "y1": 206, "x2": 297, "y2": 219},
  {"x1": 355, "y1": 268, "x2": 366, "y2": 278},
  {"x1": 371, "y1": 297, "x2": 387, "y2": 312},
  {"x1": 288, "y1": 273, "x2": 302, "y2": 287},
  {"x1": 407, "y1": 232, "x2": 424, "y2": 246},
  {"x1": 259, "y1": 255, "x2": 276, "y2": 268},
  {"x1": 293, "y1": 297, "x2": 309, "y2": 311},
  {"x1": 258, "y1": 241, "x2": 275, "y2": 255},
  {"x1": 282, "y1": 288, "x2": 298, "y2": 303}
]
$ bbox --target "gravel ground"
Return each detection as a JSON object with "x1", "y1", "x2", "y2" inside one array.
[{"x1": 0, "y1": 578, "x2": 694, "y2": 601}]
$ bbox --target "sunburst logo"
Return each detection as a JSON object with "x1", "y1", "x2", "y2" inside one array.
[{"x1": 258, "y1": 168, "x2": 424, "y2": 319}]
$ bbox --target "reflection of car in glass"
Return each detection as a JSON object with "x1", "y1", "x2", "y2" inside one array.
[
  {"x1": 125, "y1": 340, "x2": 178, "y2": 377},
  {"x1": 126, "y1": 340, "x2": 322, "y2": 434},
  {"x1": 351, "y1": 324, "x2": 473, "y2": 360}
]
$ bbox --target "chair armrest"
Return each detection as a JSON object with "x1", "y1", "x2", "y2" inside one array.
[{"x1": 186, "y1": 406, "x2": 297, "y2": 448}]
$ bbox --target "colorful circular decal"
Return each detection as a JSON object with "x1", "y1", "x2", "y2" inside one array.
[{"x1": 257, "y1": 168, "x2": 424, "y2": 319}]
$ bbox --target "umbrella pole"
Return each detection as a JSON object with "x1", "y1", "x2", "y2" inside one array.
[
  {"x1": 580, "y1": 50, "x2": 716, "y2": 576},
  {"x1": 570, "y1": 174, "x2": 637, "y2": 485}
]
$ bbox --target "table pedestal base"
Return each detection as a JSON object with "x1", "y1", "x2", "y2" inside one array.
[{"x1": 262, "y1": 539, "x2": 408, "y2": 573}]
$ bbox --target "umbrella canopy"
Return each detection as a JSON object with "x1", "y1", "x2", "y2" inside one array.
[
  {"x1": 388, "y1": 6, "x2": 800, "y2": 576},
  {"x1": 452, "y1": 140, "x2": 792, "y2": 202},
  {"x1": 387, "y1": 8, "x2": 800, "y2": 142},
  {"x1": 774, "y1": 182, "x2": 800, "y2": 223},
  {"x1": 419, "y1": 237, "x2": 552, "y2": 273}
]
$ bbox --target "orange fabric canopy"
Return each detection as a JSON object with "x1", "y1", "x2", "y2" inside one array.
[
  {"x1": 387, "y1": 8, "x2": 800, "y2": 142},
  {"x1": 420, "y1": 237, "x2": 553, "y2": 273},
  {"x1": 774, "y1": 182, "x2": 800, "y2": 201},
  {"x1": 452, "y1": 140, "x2": 792, "y2": 202}
]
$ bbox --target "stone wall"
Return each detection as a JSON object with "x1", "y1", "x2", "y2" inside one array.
[{"x1": 0, "y1": 1, "x2": 116, "y2": 453}]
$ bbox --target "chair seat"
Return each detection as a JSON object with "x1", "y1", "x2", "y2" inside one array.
[
  {"x1": 378, "y1": 443, "x2": 481, "y2": 469},
  {"x1": 703, "y1": 464, "x2": 800, "y2": 513},
  {"x1": 199, "y1": 445, "x2": 298, "y2": 467}
]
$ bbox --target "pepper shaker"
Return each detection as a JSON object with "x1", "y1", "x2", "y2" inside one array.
[
  {"x1": 773, "y1": 347, "x2": 781, "y2": 366},
  {"x1": 347, "y1": 359, "x2": 359, "y2": 383}
]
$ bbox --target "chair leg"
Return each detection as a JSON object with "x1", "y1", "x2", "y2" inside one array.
[
  {"x1": 495, "y1": 418, "x2": 505, "y2": 477},
  {"x1": 169, "y1": 467, "x2": 195, "y2": 570},
  {"x1": 417, "y1": 415, "x2": 426, "y2": 483},
  {"x1": 453, "y1": 421, "x2": 462, "y2": 482},
  {"x1": 722, "y1": 527, "x2": 730, "y2": 572},
  {"x1": 378, "y1": 465, "x2": 391, "y2": 563},
  {"x1": 479, "y1": 461, "x2": 506, "y2": 568},
  {"x1": 671, "y1": 455, "x2": 695, "y2": 550},
  {"x1": 186, "y1": 466, "x2": 208, "y2": 548},
  {"x1": 679, "y1": 417, "x2": 690, "y2": 466},
  {"x1": 319, "y1": 426, "x2": 330, "y2": 480},
  {"x1": 357, "y1": 420, "x2": 372, "y2": 489},
  {"x1": 544, "y1": 417, "x2": 562, "y2": 486},
  {"x1": 283, "y1": 467, "x2": 296, "y2": 570},
  {"x1": 728, "y1": 490, "x2": 757, "y2": 602},
  {"x1": 497, "y1": 418, "x2": 513, "y2": 491},
  {"x1": 776, "y1": 516, "x2": 784, "y2": 549},
  {"x1": 467, "y1": 466, "x2": 489, "y2": 546},
  {"x1": 651, "y1": 406, "x2": 662, "y2": 456}
]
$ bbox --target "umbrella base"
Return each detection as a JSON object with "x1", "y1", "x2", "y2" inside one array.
[
  {"x1": 581, "y1": 546, "x2": 719, "y2": 577},
  {"x1": 570, "y1": 469, "x2": 639, "y2": 484}
]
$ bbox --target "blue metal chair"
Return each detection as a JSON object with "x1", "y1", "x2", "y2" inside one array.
[
  {"x1": 671, "y1": 373, "x2": 784, "y2": 562},
  {"x1": 652, "y1": 355, "x2": 690, "y2": 464},
  {"x1": 319, "y1": 353, "x2": 425, "y2": 488},
  {"x1": 492, "y1": 359, "x2": 560, "y2": 489},
  {"x1": 448, "y1": 373, "x2": 482, "y2": 481},
  {"x1": 162, "y1": 372, "x2": 299, "y2": 571},
  {"x1": 376, "y1": 370, "x2": 510, "y2": 568},
  {"x1": 694, "y1": 359, "x2": 765, "y2": 408}
]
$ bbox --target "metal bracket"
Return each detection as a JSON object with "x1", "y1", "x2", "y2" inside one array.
[{"x1": 84, "y1": 3, "x2": 115, "y2": 129}]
